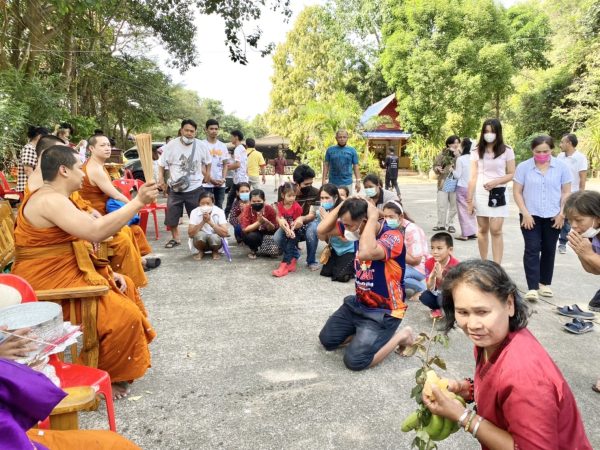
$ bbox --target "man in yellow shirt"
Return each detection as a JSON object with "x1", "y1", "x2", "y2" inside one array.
[{"x1": 246, "y1": 138, "x2": 266, "y2": 190}]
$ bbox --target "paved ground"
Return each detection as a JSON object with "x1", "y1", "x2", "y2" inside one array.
[{"x1": 82, "y1": 177, "x2": 600, "y2": 449}]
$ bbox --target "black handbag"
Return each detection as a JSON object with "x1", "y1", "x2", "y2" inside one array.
[{"x1": 488, "y1": 187, "x2": 506, "y2": 208}]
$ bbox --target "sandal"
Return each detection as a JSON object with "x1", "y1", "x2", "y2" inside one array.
[
  {"x1": 538, "y1": 285, "x2": 553, "y2": 298},
  {"x1": 524, "y1": 290, "x2": 539, "y2": 302},
  {"x1": 563, "y1": 318, "x2": 594, "y2": 334},
  {"x1": 455, "y1": 236, "x2": 469, "y2": 241},
  {"x1": 447, "y1": 226, "x2": 456, "y2": 233},
  {"x1": 432, "y1": 226, "x2": 446, "y2": 231},
  {"x1": 556, "y1": 304, "x2": 595, "y2": 320},
  {"x1": 143, "y1": 257, "x2": 161, "y2": 270},
  {"x1": 165, "y1": 239, "x2": 180, "y2": 249},
  {"x1": 592, "y1": 385, "x2": 600, "y2": 394}
]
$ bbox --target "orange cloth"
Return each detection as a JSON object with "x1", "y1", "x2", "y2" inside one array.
[
  {"x1": 27, "y1": 429, "x2": 141, "y2": 449},
  {"x1": 12, "y1": 193, "x2": 156, "y2": 382},
  {"x1": 80, "y1": 162, "x2": 153, "y2": 256}
]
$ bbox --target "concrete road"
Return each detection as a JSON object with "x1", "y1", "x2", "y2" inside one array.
[{"x1": 82, "y1": 179, "x2": 600, "y2": 449}]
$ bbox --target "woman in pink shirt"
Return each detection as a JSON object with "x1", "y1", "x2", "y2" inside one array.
[
  {"x1": 467, "y1": 119, "x2": 516, "y2": 264},
  {"x1": 422, "y1": 260, "x2": 591, "y2": 450}
]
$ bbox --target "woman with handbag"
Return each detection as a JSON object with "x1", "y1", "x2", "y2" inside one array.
[
  {"x1": 467, "y1": 119, "x2": 515, "y2": 264},
  {"x1": 432, "y1": 136, "x2": 459, "y2": 232},
  {"x1": 317, "y1": 184, "x2": 355, "y2": 282},
  {"x1": 513, "y1": 135, "x2": 571, "y2": 301}
]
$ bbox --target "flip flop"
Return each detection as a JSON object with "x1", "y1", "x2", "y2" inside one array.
[
  {"x1": 432, "y1": 226, "x2": 446, "y2": 231},
  {"x1": 165, "y1": 239, "x2": 180, "y2": 249},
  {"x1": 143, "y1": 257, "x2": 161, "y2": 270},
  {"x1": 563, "y1": 319, "x2": 594, "y2": 334},
  {"x1": 557, "y1": 304, "x2": 595, "y2": 320},
  {"x1": 455, "y1": 236, "x2": 469, "y2": 241}
]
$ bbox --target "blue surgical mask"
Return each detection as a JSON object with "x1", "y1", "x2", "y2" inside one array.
[
  {"x1": 386, "y1": 219, "x2": 400, "y2": 229},
  {"x1": 321, "y1": 201, "x2": 334, "y2": 210},
  {"x1": 240, "y1": 192, "x2": 250, "y2": 202},
  {"x1": 364, "y1": 187, "x2": 377, "y2": 198}
]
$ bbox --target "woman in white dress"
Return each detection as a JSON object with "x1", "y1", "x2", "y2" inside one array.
[{"x1": 467, "y1": 119, "x2": 516, "y2": 264}]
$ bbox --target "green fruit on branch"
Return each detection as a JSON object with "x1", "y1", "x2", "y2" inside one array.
[
  {"x1": 423, "y1": 413, "x2": 445, "y2": 438},
  {"x1": 432, "y1": 417, "x2": 454, "y2": 441},
  {"x1": 400, "y1": 411, "x2": 420, "y2": 432}
]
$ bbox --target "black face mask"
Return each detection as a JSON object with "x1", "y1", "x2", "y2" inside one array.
[
  {"x1": 300, "y1": 186, "x2": 311, "y2": 194},
  {"x1": 251, "y1": 203, "x2": 264, "y2": 212}
]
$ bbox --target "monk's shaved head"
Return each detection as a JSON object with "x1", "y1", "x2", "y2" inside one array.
[
  {"x1": 36, "y1": 135, "x2": 66, "y2": 157},
  {"x1": 41, "y1": 145, "x2": 78, "y2": 181}
]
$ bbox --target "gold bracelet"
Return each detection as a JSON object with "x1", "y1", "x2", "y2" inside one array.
[{"x1": 464, "y1": 411, "x2": 476, "y2": 432}]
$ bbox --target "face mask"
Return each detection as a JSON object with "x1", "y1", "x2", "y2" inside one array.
[
  {"x1": 239, "y1": 193, "x2": 250, "y2": 202},
  {"x1": 344, "y1": 229, "x2": 360, "y2": 242},
  {"x1": 386, "y1": 219, "x2": 400, "y2": 229},
  {"x1": 300, "y1": 186, "x2": 311, "y2": 194},
  {"x1": 181, "y1": 136, "x2": 194, "y2": 145},
  {"x1": 251, "y1": 203, "x2": 264, "y2": 212},
  {"x1": 199, "y1": 205, "x2": 212, "y2": 215},
  {"x1": 321, "y1": 201, "x2": 334, "y2": 210},
  {"x1": 364, "y1": 187, "x2": 377, "y2": 198},
  {"x1": 533, "y1": 153, "x2": 551, "y2": 164},
  {"x1": 581, "y1": 223, "x2": 599, "y2": 239},
  {"x1": 483, "y1": 133, "x2": 496, "y2": 144}
]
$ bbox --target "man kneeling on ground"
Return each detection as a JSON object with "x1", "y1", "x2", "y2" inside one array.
[{"x1": 317, "y1": 198, "x2": 413, "y2": 370}]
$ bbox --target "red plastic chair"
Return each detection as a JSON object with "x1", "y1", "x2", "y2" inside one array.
[
  {"x1": 0, "y1": 172, "x2": 23, "y2": 201},
  {"x1": 0, "y1": 274, "x2": 117, "y2": 432}
]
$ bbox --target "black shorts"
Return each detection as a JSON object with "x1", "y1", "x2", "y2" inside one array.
[{"x1": 165, "y1": 187, "x2": 202, "y2": 227}]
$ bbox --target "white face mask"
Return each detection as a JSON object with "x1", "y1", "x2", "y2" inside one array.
[
  {"x1": 581, "y1": 223, "x2": 599, "y2": 239},
  {"x1": 483, "y1": 133, "x2": 496, "y2": 144},
  {"x1": 344, "y1": 228, "x2": 360, "y2": 242},
  {"x1": 181, "y1": 136, "x2": 194, "y2": 145},
  {"x1": 199, "y1": 205, "x2": 213, "y2": 215}
]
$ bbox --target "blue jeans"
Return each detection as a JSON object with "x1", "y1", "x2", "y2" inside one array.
[
  {"x1": 559, "y1": 218, "x2": 571, "y2": 246},
  {"x1": 319, "y1": 295, "x2": 401, "y2": 371},
  {"x1": 281, "y1": 235, "x2": 299, "y2": 264},
  {"x1": 404, "y1": 265, "x2": 426, "y2": 293},
  {"x1": 274, "y1": 220, "x2": 319, "y2": 265}
]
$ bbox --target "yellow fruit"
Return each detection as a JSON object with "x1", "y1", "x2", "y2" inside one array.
[
  {"x1": 423, "y1": 370, "x2": 452, "y2": 400},
  {"x1": 423, "y1": 413, "x2": 444, "y2": 439},
  {"x1": 401, "y1": 411, "x2": 420, "y2": 432}
]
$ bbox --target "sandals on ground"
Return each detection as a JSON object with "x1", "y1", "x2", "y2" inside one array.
[
  {"x1": 432, "y1": 226, "x2": 446, "y2": 231},
  {"x1": 557, "y1": 304, "x2": 595, "y2": 320},
  {"x1": 563, "y1": 318, "x2": 594, "y2": 334},
  {"x1": 165, "y1": 239, "x2": 180, "y2": 249},
  {"x1": 538, "y1": 285, "x2": 553, "y2": 298}
]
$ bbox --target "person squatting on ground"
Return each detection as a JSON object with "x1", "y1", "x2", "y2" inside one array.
[
  {"x1": 317, "y1": 183, "x2": 355, "y2": 283},
  {"x1": 432, "y1": 136, "x2": 459, "y2": 233},
  {"x1": 322, "y1": 129, "x2": 361, "y2": 194},
  {"x1": 317, "y1": 198, "x2": 413, "y2": 371},
  {"x1": 273, "y1": 182, "x2": 303, "y2": 277},
  {"x1": 239, "y1": 189, "x2": 278, "y2": 259},
  {"x1": 419, "y1": 232, "x2": 460, "y2": 320},
  {"x1": 557, "y1": 133, "x2": 588, "y2": 254},
  {"x1": 467, "y1": 118, "x2": 515, "y2": 264},
  {"x1": 274, "y1": 164, "x2": 321, "y2": 270},
  {"x1": 228, "y1": 181, "x2": 251, "y2": 243},
  {"x1": 158, "y1": 119, "x2": 212, "y2": 249},
  {"x1": 422, "y1": 260, "x2": 591, "y2": 449},
  {"x1": 188, "y1": 190, "x2": 230, "y2": 261},
  {"x1": 201, "y1": 119, "x2": 229, "y2": 209},
  {"x1": 453, "y1": 137, "x2": 477, "y2": 240},
  {"x1": 564, "y1": 190, "x2": 600, "y2": 394},
  {"x1": 513, "y1": 135, "x2": 571, "y2": 302}
]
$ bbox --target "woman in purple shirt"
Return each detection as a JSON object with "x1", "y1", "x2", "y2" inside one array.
[{"x1": 513, "y1": 135, "x2": 572, "y2": 301}]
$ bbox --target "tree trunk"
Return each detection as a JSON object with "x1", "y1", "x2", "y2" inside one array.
[{"x1": 495, "y1": 92, "x2": 500, "y2": 118}]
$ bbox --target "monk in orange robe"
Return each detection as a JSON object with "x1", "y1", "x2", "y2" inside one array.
[
  {"x1": 80, "y1": 135, "x2": 152, "y2": 256},
  {"x1": 12, "y1": 145, "x2": 158, "y2": 398},
  {"x1": 24, "y1": 135, "x2": 149, "y2": 288}
]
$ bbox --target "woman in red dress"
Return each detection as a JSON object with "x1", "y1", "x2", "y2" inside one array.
[{"x1": 422, "y1": 260, "x2": 591, "y2": 450}]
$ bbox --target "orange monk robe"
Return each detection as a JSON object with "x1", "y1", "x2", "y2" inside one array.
[
  {"x1": 27, "y1": 429, "x2": 141, "y2": 449},
  {"x1": 12, "y1": 195, "x2": 156, "y2": 382},
  {"x1": 80, "y1": 161, "x2": 152, "y2": 256},
  {"x1": 70, "y1": 191, "x2": 148, "y2": 288}
]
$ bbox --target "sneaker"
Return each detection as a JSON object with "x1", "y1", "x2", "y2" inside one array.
[
  {"x1": 308, "y1": 263, "x2": 321, "y2": 271},
  {"x1": 524, "y1": 290, "x2": 539, "y2": 302},
  {"x1": 430, "y1": 309, "x2": 443, "y2": 319},
  {"x1": 558, "y1": 244, "x2": 567, "y2": 254},
  {"x1": 272, "y1": 262, "x2": 290, "y2": 277},
  {"x1": 589, "y1": 289, "x2": 600, "y2": 312}
]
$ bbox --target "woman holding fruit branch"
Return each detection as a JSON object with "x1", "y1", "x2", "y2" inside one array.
[{"x1": 421, "y1": 260, "x2": 591, "y2": 450}]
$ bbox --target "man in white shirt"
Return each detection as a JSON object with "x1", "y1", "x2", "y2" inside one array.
[
  {"x1": 201, "y1": 119, "x2": 229, "y2": 209},
  {"x1": 187, "y1": 191, "x2": 230, "y2": 260},
  {"x1": 224, "y1": 129, "x2": 248, "y2": 218},
  {"x1": 158, "y1": 119, "x2": 212, "y2": 249},
  {"x1": 557, "y1": 133, "x2": 588, "y2": 253}
]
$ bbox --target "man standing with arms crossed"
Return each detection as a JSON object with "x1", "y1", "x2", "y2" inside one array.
[
  {"x1": 322, "y1": 130, "x2": 361, "y2": 193},
  {"x1": 201, "y1": 119, "x2": 229, "y2": 209},
  {"x1": 158, "y1": 119, "x2": 212, "y2": 249}
]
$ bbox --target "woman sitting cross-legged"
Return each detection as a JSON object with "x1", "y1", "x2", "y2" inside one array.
[
  {"x1": 228, "y1": 181, "x2": 251, "y2": 243},
  {"x1": 239, "y1": 189, "x2": 278, "y2": 259},
  {"x1": 187, "y1": 191, "x2": 230, "y2": 260},
  {"x1": 273, "y1": 182, "x2": 303, "y2": 277},
  {"x1": 317, "y1": 183, "x2": 355, "y2": 282}
]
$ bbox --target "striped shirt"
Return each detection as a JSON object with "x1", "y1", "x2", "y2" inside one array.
[{"x1": 513, "y1": 157, "x2": 572, "y2": 218}]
